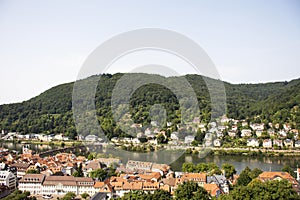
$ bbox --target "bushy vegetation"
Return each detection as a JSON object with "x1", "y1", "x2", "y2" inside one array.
[{"x1": 2, "y1": 190, "x2": 36, "y2": 200}]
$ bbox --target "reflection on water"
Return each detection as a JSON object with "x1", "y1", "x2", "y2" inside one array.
[
  {"x1": 171, "y1": 154, "x2": 300, "y2": 174},
  {"x1": 0, "y1": 142, "x2": 57, "y2": 153},
  {"x1": 1, "y1": 141, "x2": 299, "y2": 174}
]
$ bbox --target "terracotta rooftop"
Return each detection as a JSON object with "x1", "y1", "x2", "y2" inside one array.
[
  {"x1": 203, "y1": 183, "x2": 220, "y2": 196},
  {"x1": 20, "y1": 174, "x2": 45, "y2": 183}
]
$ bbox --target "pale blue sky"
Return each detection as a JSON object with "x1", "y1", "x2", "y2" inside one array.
[{"x1": 0, "y1": 0, "x2": 300, "y2": 104}]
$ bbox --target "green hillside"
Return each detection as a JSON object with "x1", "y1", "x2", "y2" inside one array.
[{"x1": 0, "y1": 73, "x2": 299, "y2": 139}]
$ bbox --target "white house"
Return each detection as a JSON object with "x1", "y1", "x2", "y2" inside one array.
[
  {"x1": 184, "y1": 135, "x2": 195, "y2": 145},
  {"x1": 0, "y1": 170, "x2": 16, "y2": 191},
  {"x1": 255, "y1": 129, "x2": 263, "y2": 138},
  {"x1": 213, "y1": 139, "x2": 222, "y2": 147},
  {"x1": 171, "y1": 132, "x2": 179, "y2": 141},
  {"x1": 19, "y1": 174, "x2": 45, "y2": 195},
  {"x1": 279, "y1": 130, "x2": 287, "y2": 138},
  {"x1": 284, "y1": 139, "x2": 294, "y2": 148},
  {"x1": 247, "y1": 138, "x2": 259, "y2": 147},
  {"x1": 262, "y1": 139, "x2": 272, "y2": 148},
  {"x1": 241, "y1": 129, "x2": 252, "y2": 137},
  {"x1": 228, "y1": 131, "x2": 236, "y2": 138},
  {"x1": 85, "y1": 135, "x2": 98, "y2": 142},
  {"x1": 42, "y1": 176, "x2": 95, "y2": 196},
  {"x1": 250, "y1": 123, "x2": 264, "y2": 131},
  {"x1": 273, "y1": 139, "x2": 283, "y2": 147},
  {"x1": 295, "y1": 140, "x2": 300, "y2": 148}
]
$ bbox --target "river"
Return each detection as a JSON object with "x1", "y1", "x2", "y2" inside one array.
[{"x1": 1, "y1": 141, "x2": 299, "y2": 174}]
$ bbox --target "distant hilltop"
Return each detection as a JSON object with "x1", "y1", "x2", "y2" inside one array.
[{"x1": 0, "y1": 73, "x2": 299, "y2": 139}]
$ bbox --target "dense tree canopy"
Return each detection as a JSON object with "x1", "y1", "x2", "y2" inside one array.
[
  {"x1": 174, "y1": 181, "x2": 211, "y2": 200},
  {"x1": 220, "y1": 179, "x2": 300, "y2": 200}
]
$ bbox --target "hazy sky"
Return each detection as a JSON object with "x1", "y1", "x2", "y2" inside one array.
[{"x1": 0, "y1": 0, "x2": 300, "y2": 104}]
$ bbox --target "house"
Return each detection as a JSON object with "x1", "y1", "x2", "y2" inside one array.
[
  {"x1": 273, "y1": 139, "x2": 283, "y2": 147},
  {"x1": 284, "y1": 139, "x2": 294, "y2": 148},
  {"x1": 267, "y1": 129, "x2": 276, "y2": 137},
  {"x1": 171, "y1": 132, "x2": 179, "y2": 141},
  {"x1": 11, "y1": 162, "x2": 30, "y2": 178},
  {"x1": 94, "y1": 182, "x2": 113, "y2": 199},
  {"x1": 203, "y1": 183, "x2": 222, "y2": 197},
  {"x1": 241, "y1": 129, "x2": 252, "y2": 137},
  {"x1": 207, "y1": 174, "x2": 229, "y2": 194},
  {"x1": 184, "y1": 135, "x2": 195, "y2": 145},
  {"x1": 258, "y1": 172, "x2": 300, "y2": 194},
  {"x1": 228, "y1": 131, "x2": 236, "y2": 138},
  {"x1": 220, "y1": 115, "x2": 230, "y2": 124},
  {"x1": 284, "y1": 123, "x2": 291, "y2": 131},
  {"x1": 83, "y1": 160, "x2": 103, "y2": 177},
  {"x1": 176, "y1": 173, "x2": 206, "y2": 186},
  {"x1": 295, "y1": 140, "x2": 300, "y2": 148},
  {"x1": 19, "y1": 174, "x2": 45, "y2": 195},
  {"x1": 213, "y1": 139, "x2": 222, "y2": 147},
  {"x1": 250, "y1": 123, "x2": 264, "y2": 131},
  {"x1": 255, "y1": 129, "x2": 263, "y2": 138},
  {"x1": 279, "y1": 130, "x2": 287, "y2": 138},
  {"x1": 144, "y1": 128, "x2": 152, "y2": 135},
  {"x1": 231, "y1": 125, "x2": 238, "y2": 132},
  {"x1": 247, "y1": 138, "x2": 259, "y2": 147},
  {"x1": 42, "y1": 176, "x2": 95, "y2": 196},
  {"x1": 216, "y1": 131, "x2": 224, "y2": 138},
  {"x1": 0, "y1": 170, "x2": 16, "y2": 191},
  {"x1": 263, "y1": 139, "x2": 272, "y2": 148},
  {"x1": 241, "y1": 121, "x2": 248, "y2": 127},
  {"x1": 218, "y1": 126, "x2": 226, "y2": 132},
  {"x1": 85, "y1": 135, "x2": 98, "y2": 142}
]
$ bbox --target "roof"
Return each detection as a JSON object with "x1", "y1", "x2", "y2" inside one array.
[
  {"x1": 138, "y1": 172, "x2": 161, "y2": 181},
  {"x1": 203, "y1": 183, "x2": 220, "y2": 196},
  {"x1": 43, "y1": 176, "x2": 94, "y2": 186},
  {"x1": 94, "y1": 181, "x2": 105, "y2": 188},
  {"x1": 19, "y1": 174, "x2": 45, "y2": 183},
  {"x1": 258, "y1": 172, "x2": 297, "y2": 184},
  {"x1": 180, "y1": 173, "x2": 206, "y2": 181},
  {"x1": 122, "y1": 182, "x2": 143, "y2": 190},
  {"x1": 90, "y1": 192, "x2": 107, "y2": 200},
  {"x1": 84, "y1": 161, "x2": 102, "y2": 170},
  {"x1": 11, "y1": 162, "x2": 30, "y2": 169}
]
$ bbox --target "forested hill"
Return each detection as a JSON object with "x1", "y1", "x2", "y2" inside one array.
[{"x1": 0, "y1": 73, "x2": 299, "y2": 139}]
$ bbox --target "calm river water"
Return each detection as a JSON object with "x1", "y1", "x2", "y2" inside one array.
[{"x1": 1, "y1": 141, "x2": 299, "y2": 174}]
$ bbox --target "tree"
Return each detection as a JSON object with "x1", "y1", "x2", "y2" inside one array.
[
  {"x1": 81, "y1": 192, "x2": 89, "y2": 199},
  {"x1": 87, "y1": 152, "x2": 95, "y2": 160},
  {"x1": 237, "y1": 167, "x2": 252, "y2": 186},
  {"x1": 249, "y1": 168, "x2": 262, "y2": 179},
  {"x1": 61, "y1": 192, "x2": 76, "y2": 200},
  {"x1": 174, "y1": 181, "x2": 211, "y2": 200},
  {"x1": 157, "y1": 134, "x2": 167, "y2": 144},
  {"x1": 151, "y1": 189, "x2": 172, "y2": 200},
  {"x1": 73, "y1": 163, "x2": 83, "y2": 177},
  {"x1": 220, "y1": 179, "x2": 300, "y2": 200},
  {"x1": 222, "y1": 163, "x2": 236, "y2": 179},
  {"x1": 90, "y1": 168, "x2": 108, "y2": 181},
  {"x1": 26, "y1": 169, "x2": 40, "y2": 174},
  {"x1": 2, "y1": 190, "x2": 36, "y2": 200},
  {"x1": 182, "y1": 162, "x2": 195, "y2": 172},
  {"x1": 118, "y1": 191, "x2": 147, "y2": 200},
  {"x1": 282, "y1": 165, "x2": 296, "y2": 178}
]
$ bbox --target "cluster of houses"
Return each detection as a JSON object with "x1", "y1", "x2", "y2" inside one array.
[
  {"x1": 1, "y1": 144, "x2": 300, "y2": 199},
  {"x1": 103, "y1": 115, "x2": 300, "y2": 149},
  {"x1": 0, "y1": 131, "x2": 70, "y2": 141}
]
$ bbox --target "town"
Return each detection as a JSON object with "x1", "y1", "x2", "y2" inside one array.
[
  {"x1": 0, "y1": 114, "x2": 300, "y2": 199},
  {"x1": 0, "y1": 142, "x2": 300, "y2": 199},
  {"x1": 2, "y1": 115, "x2": 300, "y2": 151}
]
